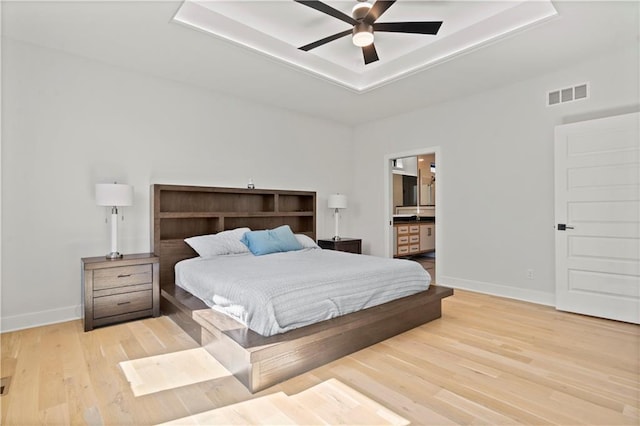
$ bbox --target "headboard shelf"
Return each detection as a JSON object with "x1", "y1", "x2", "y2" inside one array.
[
  {"x1": 159, "y1": 211, "x2": 314, "y2": 219},
  {"x1": 157, "y1": 185, "x2": 314, "y2": 212},
  {"x1": 152, "y1": 184, "x2": 317, "y2": 289}
]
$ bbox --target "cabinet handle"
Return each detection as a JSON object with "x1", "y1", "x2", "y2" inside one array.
[
  {"x1": 117, "y1": 274, "x2": 132, "y2": 278},
  {"x1": 117, "y1": 301, "x2": 131, "y2": 306}
]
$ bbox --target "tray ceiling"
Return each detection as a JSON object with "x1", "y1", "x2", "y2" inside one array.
[
  {"x1": 3, "y1": 1, "x2": 637, "y2": 125},
  {"x1": 174, "y1": 0, "x2": 558, "y2": 92}
]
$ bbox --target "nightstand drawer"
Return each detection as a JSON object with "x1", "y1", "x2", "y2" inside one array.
[
  {"x1": 94, "y1": 289, "x2": 153, "y2": 319},
  {"x1": 409, "y1": 235, "x2": 420, "y2": 243},
  {"x1": 409, "y1": 225, "x2": 420, "y2": 233},
  {"x1": 398, "y1": 236, "x2": 409, "y2": 244},
  {"x1": 93, "y1": 282, "x2": 153, "y2": 298},
  {"x1": 93, "y1": 264, "x2": 152, "y2": 290},
  {"x1": 397, "y1": 225, "x2": 409, "y2": 234},
  {"x1": 397, "y1": 245, "x2": 409, "y2": 255}
]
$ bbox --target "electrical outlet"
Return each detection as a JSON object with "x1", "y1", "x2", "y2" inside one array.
[{"x1": 526, "y1": 269, "x2": 534, "y2": 280}]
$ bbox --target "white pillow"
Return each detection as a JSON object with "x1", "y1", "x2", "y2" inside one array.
[
  {"x1": 185, "y1": 227, "x2": 251, "y2": 257},
  {"x1": 295, "y1": 234, "x2": 320, "y2": 249}
]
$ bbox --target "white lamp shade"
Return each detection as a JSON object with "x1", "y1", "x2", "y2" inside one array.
[
  {"x1": 96, "y1": 183, "x2": 134, "y2": 207},
  {"x1": 328, "y1": 194, "x2": 347, "y2": 209}
]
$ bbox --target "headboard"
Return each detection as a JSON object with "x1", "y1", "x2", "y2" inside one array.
[{"x1": 151, "y1": 184, "x2": 317, "y2": 289}]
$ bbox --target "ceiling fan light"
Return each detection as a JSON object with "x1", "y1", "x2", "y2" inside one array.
[
  {"x1": 352, "y1": 24, "x2": 374, "y2": 47},
  {"x1": 352, "y1": 31, "x2": 374, "y2": 47}
]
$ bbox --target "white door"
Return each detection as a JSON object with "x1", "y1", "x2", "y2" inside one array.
[{"x1": 554, "y1": 112, "x2": 640, "y2": 324}]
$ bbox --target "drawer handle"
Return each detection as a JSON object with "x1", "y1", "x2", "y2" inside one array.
[
  {"x1": 117, "y1": 274, "x2": 132, "y2": 278},
  {"x1": 117, "y1": 301, "x2": 131, "y2": 306}
]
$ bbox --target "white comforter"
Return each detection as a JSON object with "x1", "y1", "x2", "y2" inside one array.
[{"x1": 175, "y1": 248, "x2": 431, "y2": 336}]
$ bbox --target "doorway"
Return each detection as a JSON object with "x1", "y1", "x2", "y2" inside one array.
[{"x1": 385, "y1": 147, "x2": 441, "y2": 284}]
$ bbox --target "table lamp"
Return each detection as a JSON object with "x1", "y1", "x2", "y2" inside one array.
[
  {"x1": 328, "y1": 194, "x2": 347, "y2": 241},
  {"x1": 96, "y1": 183, "x2": 133, "y2": 259}
]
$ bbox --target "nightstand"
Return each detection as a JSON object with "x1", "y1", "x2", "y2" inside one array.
[
  {"x1": 82, "y1": 253, "x2": 160, "y2": 331},
  {"x1": 317, "y1": 238, "x2": 362, "y2": 254}
]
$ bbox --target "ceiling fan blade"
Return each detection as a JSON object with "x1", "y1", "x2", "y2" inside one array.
[
  {"x1": 362, "y1": 43, "x2": 379, "y2": 65},
  {"x1": 294, "y1": 0, "x2": 358, "y2": 26},
  {"x1": 363, "y1": 0, "x2": 396, "y2": 24},
  {"x1": 373, "y1": 21, "x2": 443, "y2": 35},
  {"x1": 299, "y1": 29, "x2": 352, "y2": 51}
]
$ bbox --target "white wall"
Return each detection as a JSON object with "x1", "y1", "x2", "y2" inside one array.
[
  {"x1": 1, "y1": 39, "x2": 354, "y2": 331},
  {"x1": 3, "y1": 37, "x2": 639, "y2": 331},
  {"x1": 352, "y1": 44, "x2": 640, "y2": 305}
]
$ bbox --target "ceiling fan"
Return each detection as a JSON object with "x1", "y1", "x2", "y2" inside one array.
[{"x1": 294, "y1": 0, "x2": 443, "y2": 65}]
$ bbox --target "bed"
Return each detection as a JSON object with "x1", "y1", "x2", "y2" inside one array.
[
  {"x1": 175, "y1": 246, "x2": 432, "y2": 337},
  {"x1": 152, "y1": 184, "x2": 453, "y2": 392}
]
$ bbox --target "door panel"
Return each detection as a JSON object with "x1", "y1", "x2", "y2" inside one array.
[
  {"x1": 568, "y1": 270, "x2": 639, "y2": 298},
  {"x1": 554, "y1": 112, "x2": 640, "y2": 323},
  {"x1": 569, "y1": 201, "x2": 639, "y2": 222}
]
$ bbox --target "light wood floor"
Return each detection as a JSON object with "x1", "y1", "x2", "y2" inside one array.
[{"x1": 1, "y1": 289, "x2": 638, "y2": 425}]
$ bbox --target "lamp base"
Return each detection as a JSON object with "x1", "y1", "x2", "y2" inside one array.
[
  {"x1": 332, "y1": 236, "x2": 342, "y2": 241},
  {"x1": 106, "y1": 252, "x2": 124, "y2": 259}
]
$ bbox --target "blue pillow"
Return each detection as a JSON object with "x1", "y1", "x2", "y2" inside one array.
[{"x1": 241, "y1": 225, "x2": 304, "y2": 256}]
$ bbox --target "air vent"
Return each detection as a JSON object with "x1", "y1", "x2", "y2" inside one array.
[{"x1": 547, "y1": 83, "x2": 589, "y2": 106}]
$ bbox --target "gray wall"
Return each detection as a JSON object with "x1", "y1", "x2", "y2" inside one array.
[
  {"x1": 351, "y1": 44, "x2": 640, "y2": 304},
  {"x1": 2, "y1": 32, "x2": 639, "y2": 331},
  {"x1": 1, "y1": 39, "x2": 354, "y2": 330}
]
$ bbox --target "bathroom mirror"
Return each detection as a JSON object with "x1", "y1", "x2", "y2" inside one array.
[{"x1": 392, "y1": 154, "x2": 436, "y2": 210}]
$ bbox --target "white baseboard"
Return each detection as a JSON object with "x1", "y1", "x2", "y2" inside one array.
[
  {"x1": 438, "y1": 275, "x2": 555, "y2": 307},
  {"x1": 1, "y1": 304, "x2": 81, "y2": 333}
]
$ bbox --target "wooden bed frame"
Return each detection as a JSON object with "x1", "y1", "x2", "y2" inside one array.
[{"x1": 151, "y1": 184, "x2": 453, "y2": 393}]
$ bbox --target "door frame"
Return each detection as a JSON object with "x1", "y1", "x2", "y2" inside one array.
[{"x1": 384, "y1": 146, "x2": 442, "y2": 283}]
